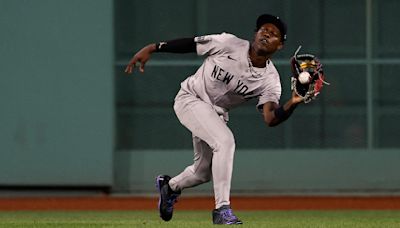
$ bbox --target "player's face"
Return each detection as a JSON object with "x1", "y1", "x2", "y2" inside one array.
[{"x1": 254, "y1": 23, "x2": 283, "y2": 55}]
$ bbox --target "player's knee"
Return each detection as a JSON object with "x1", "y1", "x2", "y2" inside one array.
[{"x1": 214, "y1": 134, "x2": 235, "y2": 153}]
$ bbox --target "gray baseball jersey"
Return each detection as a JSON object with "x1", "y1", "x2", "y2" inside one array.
[{"x1": 179, "y1": 33, "x2": 282, "y2": 112}]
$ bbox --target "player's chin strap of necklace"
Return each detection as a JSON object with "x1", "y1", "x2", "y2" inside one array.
[{"x1": 247, "y1": 56, "x2": 269, "y2": 78}]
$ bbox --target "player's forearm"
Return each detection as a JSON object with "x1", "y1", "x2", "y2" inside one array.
[{"x1": 265, "y1": 99, "x2": 298, "y2": 127}]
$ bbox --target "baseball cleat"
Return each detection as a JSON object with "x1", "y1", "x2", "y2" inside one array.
[
  {"x1": 212, "y1": 205, "x2": 243, "y2": 225},
  {"x1": 155, "y1": 175, "x2": 181, "y2": 221}
]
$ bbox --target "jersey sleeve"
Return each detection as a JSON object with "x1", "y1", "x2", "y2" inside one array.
[
  {"x1": 257, "y1": 85, "x2": 282, "y2": 112},
  {"x1": 194, "y1": 33, "x2": 236, "y2": 56},
  {"x1": 256, "y1": 64, "x2": 283, "y2": 112}
]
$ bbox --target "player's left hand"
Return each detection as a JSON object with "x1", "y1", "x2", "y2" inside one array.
[
  {"x1": 291, "y1": 90, "x2": 305, "y2": 104},
  {"x1": 290, "y1": 46, "x2": 329, "y2": 104}
]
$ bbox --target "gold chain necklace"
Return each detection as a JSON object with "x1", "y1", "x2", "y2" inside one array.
[{"x1": 247, "y1": 56, "x2": 268, "y2": 77}]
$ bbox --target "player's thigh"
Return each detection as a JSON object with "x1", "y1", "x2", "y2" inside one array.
[{"x1": 175, "y1": 100, "x2": 233, "y2": 149}]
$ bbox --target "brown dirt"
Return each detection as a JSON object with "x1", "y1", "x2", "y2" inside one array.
[{"x1": 1, "y1": 196, "x2": 400, "y2": 211}]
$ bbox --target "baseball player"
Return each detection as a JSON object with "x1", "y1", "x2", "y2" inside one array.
[{"x1": 125, "y1": 14, "x2": 304, "y2": 225}]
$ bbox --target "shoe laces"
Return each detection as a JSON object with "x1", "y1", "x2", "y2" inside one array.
[
  {"x1": 165, "y1": 192, "x2": 180, "y2": 212},
  {"x1": 167, "y1": 193, "x2": 179, "y2": 204},
  {"x1": 221, "y1": 208, "x2": 238, "y2": 222}
]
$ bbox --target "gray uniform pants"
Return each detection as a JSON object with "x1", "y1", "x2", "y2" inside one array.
[{"x1": 168, "y1": 90, "x2": 235, "y2": 209}]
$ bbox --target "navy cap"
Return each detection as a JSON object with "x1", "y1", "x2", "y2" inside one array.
[{"x1": 256, "y1": 14, "x2": 287, "y2": 42}]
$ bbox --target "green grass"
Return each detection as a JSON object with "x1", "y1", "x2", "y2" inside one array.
[{"x1": 0, "y1": 210, "x2": 399, "y2": 227}]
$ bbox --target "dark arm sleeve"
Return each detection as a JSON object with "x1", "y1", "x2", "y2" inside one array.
[{"x1": 155, "y1": 37, "x2": 196, "y2": 53}]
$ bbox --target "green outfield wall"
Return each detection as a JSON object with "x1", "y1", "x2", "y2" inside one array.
[{"x1": 0, "y1": 0, "x2": 114, "y2": 186}]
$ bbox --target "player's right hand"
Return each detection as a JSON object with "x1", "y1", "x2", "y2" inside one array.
[
  {"x1": 125, "y1": 44, "x2": 156, "y2": 74},
  {"x1": 125, "y1": 55, "x2": 143, "y2": 74}
]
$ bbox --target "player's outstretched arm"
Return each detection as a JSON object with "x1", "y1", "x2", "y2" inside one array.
[
  {"x1": 262, "y1": 91, "x2": 303, "y2": 127},
  {"x1": 125, "y1": 38, "x2": 196, "y2": 74},
  {"x1": 125, "y1": 43, "x2": 157, "y2": 74}
]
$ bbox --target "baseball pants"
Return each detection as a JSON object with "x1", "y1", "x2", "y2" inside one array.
[{"x1": 168, "y1": 90, "x2": 235, "y2": 209}]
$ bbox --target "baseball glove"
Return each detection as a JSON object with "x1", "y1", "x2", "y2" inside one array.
[{"x1": 290, "y1": 46, "x2": 329, "y2": 103}]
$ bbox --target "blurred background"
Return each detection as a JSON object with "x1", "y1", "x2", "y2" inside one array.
[{"x1": 1, "y1": 0, "x2": 400, "y2": 196}]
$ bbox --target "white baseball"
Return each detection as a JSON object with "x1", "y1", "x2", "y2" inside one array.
[{"x1": 298, "y1": 71, "x2": 311, "y2": 84}]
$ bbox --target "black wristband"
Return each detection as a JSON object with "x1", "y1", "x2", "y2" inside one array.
[
  {"x1": 274, "y1": 106, "x2": 289, "y2": 121},
  {"x1": 155, "y1": 42, "x2": 165, "y2": 52}
]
